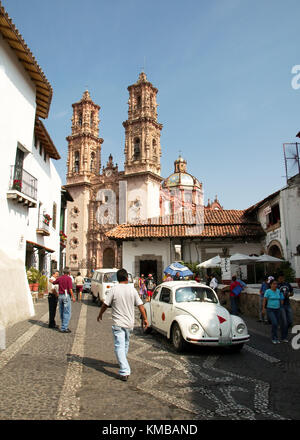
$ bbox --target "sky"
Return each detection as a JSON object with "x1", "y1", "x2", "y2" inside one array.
[{"x1": 3, "y1": 0, "x2": 300, "y2": 209}]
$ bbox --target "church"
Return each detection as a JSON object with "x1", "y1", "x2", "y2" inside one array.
[{"x1": 65, "y1": 72, "x2": 264, "y2": 282}]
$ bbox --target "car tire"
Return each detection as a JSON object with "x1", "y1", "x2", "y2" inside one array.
[
  {"x1": 171, "y1": 322, "x2": 187, "y2": 353},
  {"x1": 229, "y1": 343, "x2": 244, "y2": 352}
]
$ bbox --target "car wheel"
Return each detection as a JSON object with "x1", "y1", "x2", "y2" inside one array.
[
  {"x1": 229, "y1": 343, "x2": 244, "y2": 352},
  {"x1": 171, "y1": 322, "x2": 187, "y2": 353}
]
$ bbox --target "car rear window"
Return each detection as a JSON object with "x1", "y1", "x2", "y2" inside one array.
[
  {"x1": 175, "y1": 286, "x2": 218, "y2": 304},
  {"x1": 102, "y1": 272, "x2": 133, "y2": 283}
]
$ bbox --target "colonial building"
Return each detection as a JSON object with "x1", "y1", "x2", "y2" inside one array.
[
  {"x1": 0, "y1": 2, "x2": 62, "y2": 326},
  {"x1": 65, "y1": 72, "x2": 266, "y2": 281},
  {"x1": 65, "y1": 72, "x2": 164, "y2": 274}
]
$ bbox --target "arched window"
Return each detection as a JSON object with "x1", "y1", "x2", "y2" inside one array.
[
  {"x1": 90, "y1": 152, "x2": 95, "y2": 171},
  {"x1": 74, "y1": 151, "x2": 80, "y2": 173},
  {"x1": 136, "y1": 95, "x2": 141, "y2": 108},
  {"x1": 152, "y1": 139, "x2": 157, "y2": 155},
  {"x1": 78, "y1": 113, "x2": 82, "y2": 127},
  {"x1": 90, "y1": 112, "x2": 94, "y2": 126},
  {"x1": 133, "y1": 138, "x2": 140, "y2": 160}
]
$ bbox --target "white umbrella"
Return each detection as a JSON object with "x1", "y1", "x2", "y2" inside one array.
[
  {"x1": 229, "y1": 253, "x2": 258, "y2": 265},
  {"x1": 256, "y1": 254, "x2": 284, "y2": 263},
  {"x1": 197, "y1": 255, "x2": 222, "y2": 269}
]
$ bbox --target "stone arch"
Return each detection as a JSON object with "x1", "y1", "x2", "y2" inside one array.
[{"x1": 267, "y1": 240, "x2": 284, "y2": 259}]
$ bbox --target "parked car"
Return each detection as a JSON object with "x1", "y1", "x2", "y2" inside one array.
[
  {"x1": 91, "y1": 268, "x2": 134, "y2": 305},
  {"x1": 142, "y1": 281, "x2": 250, "y2": 352},
  {"x1": 83, "y1": 277, "x2": 91, "y2": 293}
]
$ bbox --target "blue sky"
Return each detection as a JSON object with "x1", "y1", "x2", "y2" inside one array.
[{"x1": 3, "y1": 0, "x2": 300, "y2": 209}]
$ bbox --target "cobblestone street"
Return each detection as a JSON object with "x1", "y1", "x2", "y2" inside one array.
[{"x1": 0, "y1": 294, "x2": 299, "y2": 421}]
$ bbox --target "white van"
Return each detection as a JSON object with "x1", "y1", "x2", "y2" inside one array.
[{"x1": 91, "y1": 268, "x2": 134, "y2": 304}]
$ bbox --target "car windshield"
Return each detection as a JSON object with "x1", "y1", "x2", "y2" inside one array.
[
  {"x1": 103, "y1": 272, "x2": 133, "y2": 283},
  {"x1": 175, "y1": 286, "x2": 218, "y2": 304}
]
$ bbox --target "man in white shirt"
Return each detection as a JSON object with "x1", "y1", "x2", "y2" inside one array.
[
  {"x1": 97, "y1": 268, "x2": 148, "y2": 381},
  {"x1": 210, "y1": 273, "x2": 219, "y2": 291}
]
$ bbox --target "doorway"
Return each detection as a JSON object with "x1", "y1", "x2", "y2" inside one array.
[
  {"x1": 140, "y1": 260, "x2": 158, "y2": 283},
  {"x1": 103, "y1": 248, "x2": 115, "y2": 268}
]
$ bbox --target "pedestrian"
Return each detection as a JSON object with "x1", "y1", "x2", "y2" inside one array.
[
  {"x1": 194, "y1": 273, "x2": 201, "y2": 283},
  {"x1": 138, "y1": 274, "x2": 147, "y2": 300},
  {"x1": 173, "y1": 271, "x2": 182, "y2": 281},
  {"x1": 262, "y1": 279, "x2": 285, "y2": 344},
  {"x1": 277, "y1": 273, "x2": 294, "y2": 342},
  {"x1": 145, "y1": 273, "x2": 156, "y2": 300},
  {"x1": 230, "y1": 276, "x2": 243, "y2": 316},
  {"x1": 206, "y1": 274, "x2": 212, "y2": 286},
  {"x1": 258, "y1": 276, "x2": 269, "y2": 323},
  {"x1": 210, "y1": 273, "x2": 218, "y2": 291},
  {"x1": 75, "y1": 272, "x2": 85, "y2": 302},
  {"x1": 50, "y1": 267, "x2": 75, "y2": 333},
  {"x1": 48, "y1": 271, "x2": 59, "y2": 329},
  {"x1": 165, "y1": 273, "x2": 173, "y2": 282},
  {"x1": 97, "y1": 268, "x2": 148, "y2": 381}
]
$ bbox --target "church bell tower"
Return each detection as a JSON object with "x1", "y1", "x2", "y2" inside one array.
[
  {"x1": 66, "y1": 90, "x2": 103, "y2": 185},
  {"x1": 123, "y1": 72, "x2": 162, "y2": 176}
]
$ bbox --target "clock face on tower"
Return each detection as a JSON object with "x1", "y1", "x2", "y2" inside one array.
[{"x1": 105, "y1": 169, "x2": 112, "y2": 177}]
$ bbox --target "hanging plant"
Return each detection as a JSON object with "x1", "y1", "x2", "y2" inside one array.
[{"x1": 43, "y1": 213, "x2": 52, "y2": 226}]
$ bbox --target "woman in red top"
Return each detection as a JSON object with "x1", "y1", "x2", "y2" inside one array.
[{"x1": 230, "y1": 276, "x2": 243, "y2": 316}]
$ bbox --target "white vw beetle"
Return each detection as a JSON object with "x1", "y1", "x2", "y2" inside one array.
[{"x1": 142, "y1": 281, "x2": 250, "y2": 352}]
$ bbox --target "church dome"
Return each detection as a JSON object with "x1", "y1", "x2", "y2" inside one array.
[{"x1": 162, "y1": 156, "x2": 202, "y2": 190}]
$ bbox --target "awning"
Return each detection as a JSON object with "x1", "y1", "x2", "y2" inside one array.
[{"x1": 26, "y1": 240, "x2": 55, "y2": 254}]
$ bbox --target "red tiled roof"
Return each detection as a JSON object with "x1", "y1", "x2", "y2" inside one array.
[{"x1": 106, "y1": 209, "x2": 264, "y2": 240}]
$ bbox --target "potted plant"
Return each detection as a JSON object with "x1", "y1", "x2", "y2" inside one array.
[
  {"x1": 60, "y1": 230, "x2": 67, "y2": 248},
  {"x1": 43, "y1": 213, "x2": 52, "y2": 226},
  {"x1": 27, "y1": 267, "x2": 40, "y2": 292},
  {"x1": 38, "y1": 274, "x2": 48, "y2": 298},
  {"x1": 13, "y1": 179, "x2": 22, "y2": 192}
]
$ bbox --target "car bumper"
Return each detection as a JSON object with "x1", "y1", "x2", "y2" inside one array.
[{"x1": 185, "y1": 335, "x2": 250, "y2": 346}]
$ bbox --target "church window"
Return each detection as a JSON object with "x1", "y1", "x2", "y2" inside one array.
[
  {"x1": 90, "y1": 152, "x2": 95, "y2": 171},
  {"x1": 133, "y1": 138, "x2": 140, "y2": 160},
  {"x1": 74, "y1": 151, "x2": 80, "y2": 172},
  {"x1": 78, "y1": 113, "x2": 82, "y2": 126},
  {"x1": 90, "y1": 112, "x2": 94, "y2": 126},
  {"x1": 137, "y1": 95, "x2": 141, "y2": 108},
  {"x1": 152, "y1": 139, "x2": 157, "y2": 154}
]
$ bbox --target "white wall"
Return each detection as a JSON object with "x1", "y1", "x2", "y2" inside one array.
[
  {"x1": 0, "y1": 34, "x2": 61, "y2": 327},
  {"x1": 122, "y1": 239, "x2": 171, "y2": 278}
]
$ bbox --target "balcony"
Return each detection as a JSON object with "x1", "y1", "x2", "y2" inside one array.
[
  {"x1": 7, "y1": 166, "x2": 38, "y2": 208},
  {"x1": 36, "y1": 214, "x2": 51, "y2": 236}
]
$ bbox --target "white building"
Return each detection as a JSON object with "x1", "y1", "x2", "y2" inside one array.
[
  {"x1": 0, "y1": 3, "x2": 61, "y2": 327},
  {"x1": 245, "y1": 173, "x2": 300, "y2": 285}
]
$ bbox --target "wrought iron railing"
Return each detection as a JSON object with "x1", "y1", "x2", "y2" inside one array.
[{"x1": 9, "y1": 165, "x2": 38, "y2": 200}]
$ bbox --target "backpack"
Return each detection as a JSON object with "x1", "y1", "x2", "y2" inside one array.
[{"x1": 147, "y1": 279, "x2": 155, "y2": 290}]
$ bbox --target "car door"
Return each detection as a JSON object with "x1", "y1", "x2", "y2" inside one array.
[
  {"x1": 150, "y1": 286, "x2": 161, "y2": 328},
  {"x1": 157, "y1": 287, "x2": 173, "y2": 335}
]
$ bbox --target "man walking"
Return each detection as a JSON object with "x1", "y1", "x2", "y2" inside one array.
[
  {"x1": 97, "y1": 268, "x2": 148, "y2": 381},
  {"x1": 51, "y1": 267, "x2": 75, "y2": 333},
  {"x1": 48, "y1": 271, "x2": 59, "y2": 329}
]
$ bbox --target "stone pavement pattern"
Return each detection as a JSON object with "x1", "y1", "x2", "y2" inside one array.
[{"x1": 0, "y1": 295, "x2": 299, "y2": 420}]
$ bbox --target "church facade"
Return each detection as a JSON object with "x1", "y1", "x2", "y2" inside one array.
[{"x1": 65, "y1": 72, "x2": 265, "y2": 281}]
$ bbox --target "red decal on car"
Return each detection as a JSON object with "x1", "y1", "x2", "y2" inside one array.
[{"x1": 217, "y1": 315, "x2": 226, "y2": 324}]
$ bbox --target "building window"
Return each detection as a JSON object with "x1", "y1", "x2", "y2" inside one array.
[
  {"x1": 74, "y1": 151, "x2": 80, "y2": 173},
  {"x1": 267, "y1": 204, "x2": 281, "y2": 227},
  {"x1": 90, "y1": 112, "x2": 94, "y2": 126},
  {"x1": 137, "y1": 95, "x2": 141, "y2": 108},
  {"x1": 133, "y1": 138, "x2": 140, "y2": 160},
  {"x1": 78, "y1": 113, "x2": 82, "y2": 126},
  {"x1": 52, "y1": 202, "x2": 57, "y2": 229},
  {"x1": 90, "y1": 152, "x2": 95, "y2": 171}
]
